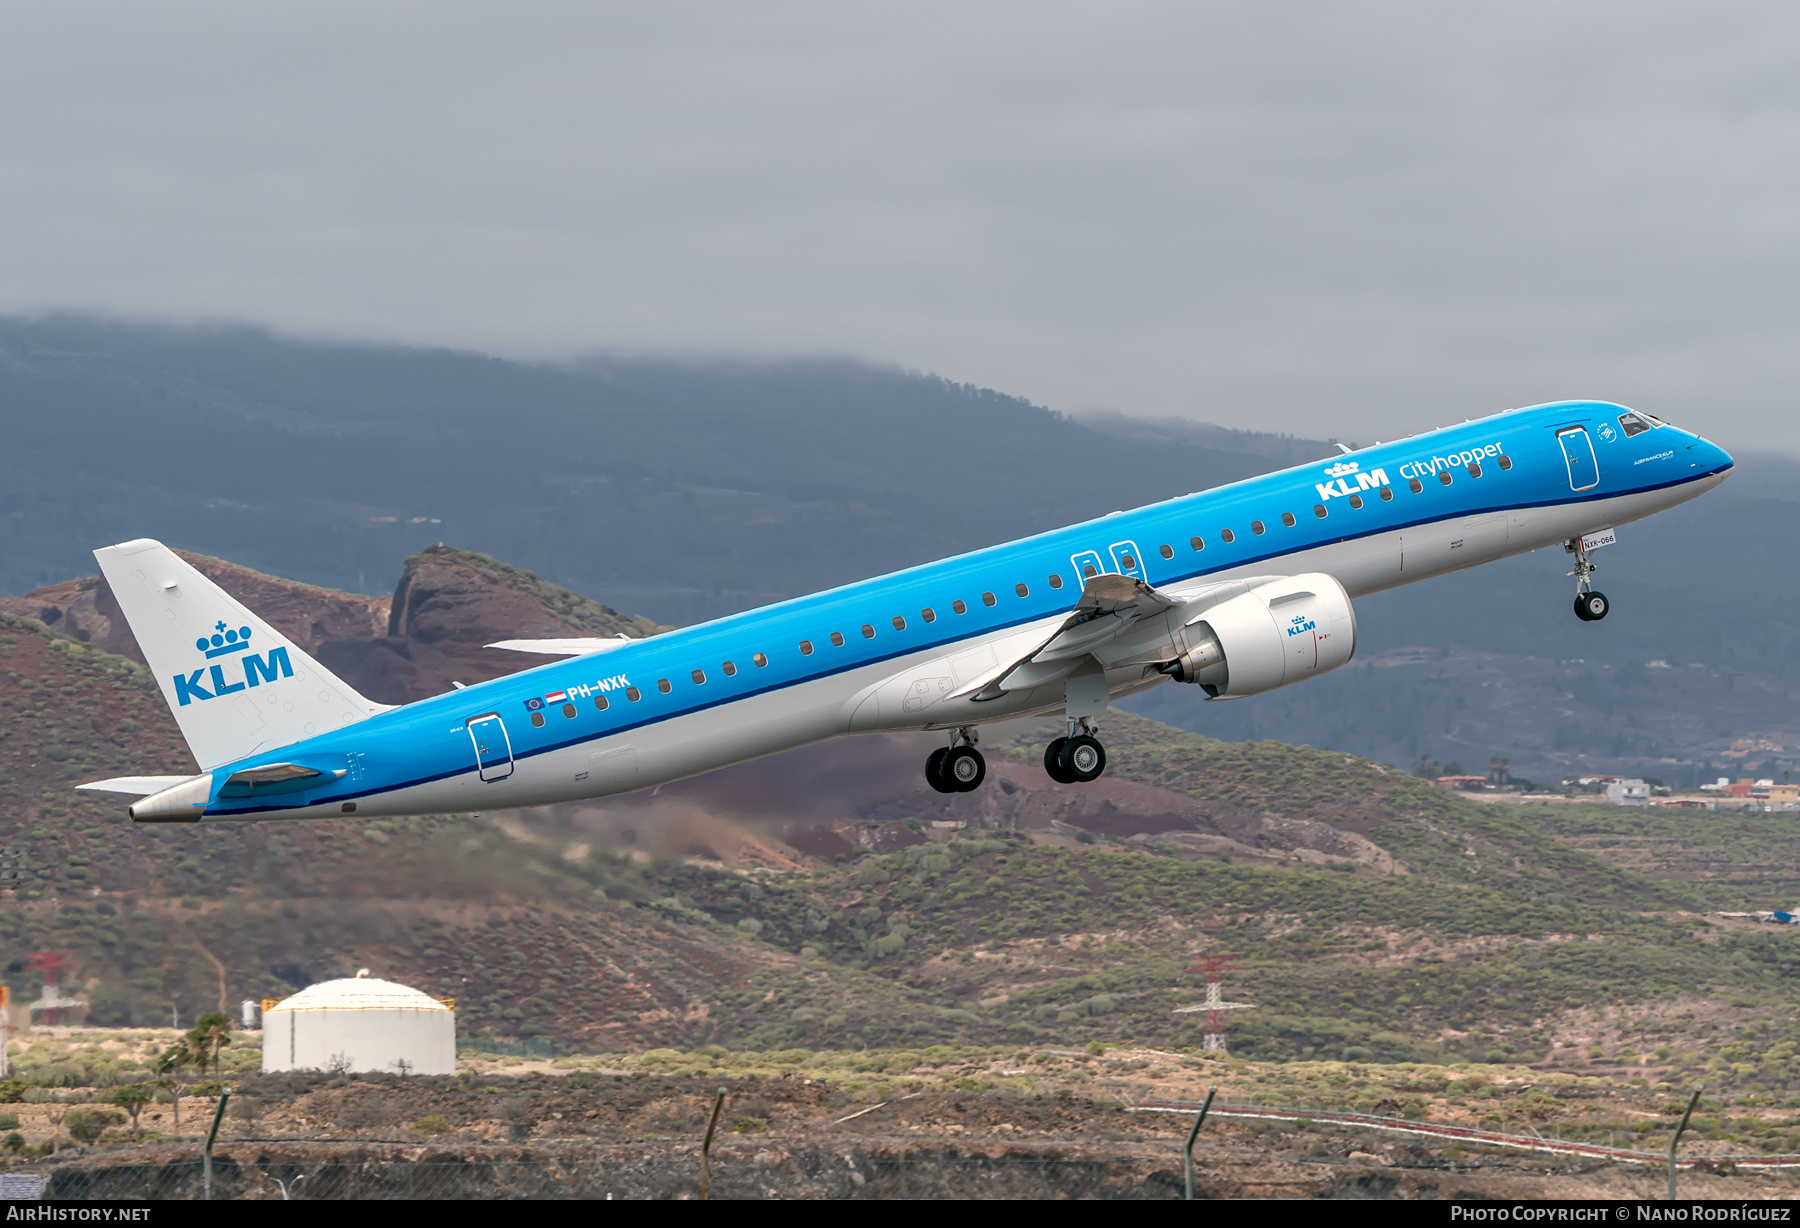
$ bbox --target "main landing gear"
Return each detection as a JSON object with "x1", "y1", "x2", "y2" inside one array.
[
  {"x1": 926, "y1": 728, "x2": 986, "y2": 794},
  {"x1": 1565, "y1": 537, "x2": 1610, "y2": 622},
  {"x1": 1044, "y1": 718, "x2": 1107, "y2": 784}
]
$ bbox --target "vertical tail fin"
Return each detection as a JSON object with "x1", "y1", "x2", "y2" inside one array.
[{"x1": 93, "y1": 539, "x2": 388, "y2": 771}]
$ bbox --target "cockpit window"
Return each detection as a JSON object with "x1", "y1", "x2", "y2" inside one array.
[
  {"x1": 1635, "y1": 410, "x2": 1668, "y2": 427},
  {"x1": 1618, "y1": 413, "x2": 1652, "y2": 437}
]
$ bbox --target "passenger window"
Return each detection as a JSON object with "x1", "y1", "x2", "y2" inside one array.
[
  {"x1": 799, "y1": 641, "x2": 813, "y2": 656},
  {"x1": 892, "y1": 616, "x2": 906, "y2": 630},
  {"x1": 594, "y1": 694, "x2": 609, "y2": 711},
  {"x1": 1619, "y1": 413, "x2": 1651, "y2": 437},
  {"x1": 657, "y1": 678, "x2": 672, "y2": 694},
  {"x1": 722, "y1": 661, "x2": 737, "y2": 677},
  {"x1": 1250, "y1": 521, "x2": 1265, "y2": 535},
  {"x1": 1014, "y1": 583, "x2": 1028, "y2": 598},
  {"x1": 1497, "y1": 455, "x2": 1513, "y2": 470},
  {"x1": 982, "y1": 592, "x2": 997, "y2": 607},
  {"x1": 626, "y1": 686, "x2": 642, "y2": 701},
  {"x1": 691, "y1": 669, "x2": 706, "y2": 685},
  {"x1": 1379, "y1": 486, "x2": 1394, "y2": 500},
  {"x1": 953, "y1": 599, "x2": 968, "y2": 614},
  {"x1": 861, "y1": 624, "x2": 875, "y2": 638},
  {"x1": 562, "y1": 703, "x2": 577, "y2": 718},
  {"x1": 1081, "y1": 564, "x2": 1097, "y2": 578},
  {"x1": 753, "y1": 652, "x2": 768, "y2": 667},
  {"x1": 922, "y1": 608, "x2": 936, "y2": 623},
  {"x1": 1408, "y1": 478, "x2": 1424, "y2": 493},
  {"x1": 1468, "y1": 461, "x2": 1483, "y2": 478},
  {"x1": 1220, "y1": 529, "x2": 1235, "y2": 543},
  {"x1": 1313, "y1": 504, "x2": 1327, "y2": 518},
  {"x1": 1120, "y1": 553, "x2": 1136, "y2": 568},
  {"x1": 1438, "y1": 470, "x2": 1453, "y2": 486},
  {"x1": 1349, "y1": 494, "x2": 1363, "y2": 510},
  {"x1": 1280, "y1": 512, "x2": 1296, "y2": 528},
  {"x1": 830, "y1": 632, "x2": 845, "y2": 646},
  {"x1": 530, "y1": 712, "x2": 546, "y2": 728},
  {"x1": 1190, "y1": 536, "x2": 1204, "y2": 551},
  {"x1": 1159, "y1": 544, "x2": 1174, "y2": 559},
  {"x1": 1048, "y1": 575, "x2": 1063, "y2": 589}
]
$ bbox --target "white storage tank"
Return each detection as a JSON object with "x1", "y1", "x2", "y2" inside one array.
[{"x1": 262, "y1": 969, "x2": 455, "y2": 1075}]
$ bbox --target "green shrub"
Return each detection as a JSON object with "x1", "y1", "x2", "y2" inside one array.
[{"x1": 65, "y1": 1107, "x2": 125, "y2": 1144}]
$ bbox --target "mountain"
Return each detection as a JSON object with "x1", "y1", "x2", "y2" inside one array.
[
  {"x1": 1, "y1": 313, "x2": 1792, "y2": 784},
  {"x1": 6, "y1": 546, "x2": 1800, "y2": 1104}
]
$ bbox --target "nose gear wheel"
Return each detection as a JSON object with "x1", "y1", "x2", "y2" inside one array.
[
  {"x1": 1574, "y1": 591, "x2": 1609, "y2": 621},
  {"x1": 1565, "y1": 537, "x2": 1611, "y2": 621}
]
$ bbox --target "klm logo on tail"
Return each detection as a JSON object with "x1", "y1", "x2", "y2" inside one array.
[{"x1": 172, "y1": 620, "x2": 293, "y2": 706}]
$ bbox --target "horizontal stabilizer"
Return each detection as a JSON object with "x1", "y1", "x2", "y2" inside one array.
[
  {"x1": 77, "y1": 775, "x2": 203, "y2": 797},
  {"x1": 218, "y1": 761, "x2": 346, "y2": 799},
  {"x1": 485, "y1": 636, "x2": 635, "y2": 656}
]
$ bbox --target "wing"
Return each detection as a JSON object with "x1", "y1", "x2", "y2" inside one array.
[
  {"x1": 952, "y1": 573, "x2": 1278, "y2": 701},
  {"x1": 484, "y1": 635, "x2": 638, "y2": 656}
]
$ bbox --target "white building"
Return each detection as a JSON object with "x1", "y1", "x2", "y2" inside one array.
[
  {"x1": 262, "y1": 970, "x2": 455, "y2": 1075},
  {"x1": 1606, "y1": 778, "x2": 1651, "y2": 807}
]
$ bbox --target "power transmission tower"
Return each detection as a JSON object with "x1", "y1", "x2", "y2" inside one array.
[{"x1": 1174, "y1": 955, "x2": 1255, "y2": 1052}]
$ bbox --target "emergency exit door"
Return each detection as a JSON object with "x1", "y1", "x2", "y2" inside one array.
[{"x1": 465, "y1": 713, "x2": 515, "y2": 782}]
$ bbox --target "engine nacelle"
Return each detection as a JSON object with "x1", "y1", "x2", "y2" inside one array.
[{"x1": 1165, "y1": 573, "x2": 1356, "y2": 698}]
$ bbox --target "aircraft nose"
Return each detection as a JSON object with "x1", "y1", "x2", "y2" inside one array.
[{"x1": 1697, "y1": 435, "x2": 1735, "y2": 474}]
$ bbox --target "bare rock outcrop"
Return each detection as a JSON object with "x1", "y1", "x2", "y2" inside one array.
[
  {"x1": 0, "y1": 553, "x2": 388, "y2": 663},
  {"x1": 314, "y1": 546, "x2": 666, "y2": 704}
]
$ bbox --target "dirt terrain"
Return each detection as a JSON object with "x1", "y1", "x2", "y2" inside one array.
[{"x1": 14, "y1": 1066, "x2": 1795, "y2": 1200}]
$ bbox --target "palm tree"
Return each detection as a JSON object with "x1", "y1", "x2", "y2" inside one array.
[{"x1": 184, "y1": 1013, "x2": 233, "y2": 1075}]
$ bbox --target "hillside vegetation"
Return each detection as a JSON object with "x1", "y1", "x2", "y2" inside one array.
[
  {"x1": 3, "y1": 314, "x2": 1796, "y2": 780},
  {"x1": 6, "y1": 590, "x2": 1800, "y2": 1109}
]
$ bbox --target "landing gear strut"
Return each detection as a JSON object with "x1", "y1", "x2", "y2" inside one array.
[
  {"x1": 926, "y1": 728, "x2": 986, "y2": 793},
  {"x1": 1044, "y1": 718, "x2": 1107, "y2": 784},
  {"x1": 1565, "y1": 537, "x2": 1610, "y2": 622}
]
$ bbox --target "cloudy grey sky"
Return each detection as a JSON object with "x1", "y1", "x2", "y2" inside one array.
[{"x1": 3, "y1": 2, "x2": 1798, "y2": 451}]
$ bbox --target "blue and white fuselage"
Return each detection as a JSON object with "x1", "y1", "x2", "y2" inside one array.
[{"x1": 85, "y1": 401, "x2": 1733, "y2": 821}]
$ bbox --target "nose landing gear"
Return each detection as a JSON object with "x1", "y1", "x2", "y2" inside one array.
[
  {"x1": 1044, "y1": 719, "x2": 1107, "y2": 784},
  {"x1": 926, "y1": 729, "x2": 986, "y2": 793},
  {"x1": 1566, "y1": 537, "x2": 1610, "y2": 622}
]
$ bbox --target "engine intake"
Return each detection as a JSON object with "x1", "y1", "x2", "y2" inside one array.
[{"x1": 1164, "y1": 573, "x2": 1356, "y2": 698}]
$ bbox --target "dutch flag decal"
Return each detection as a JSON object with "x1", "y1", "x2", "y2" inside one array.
[{"x1": 544, "y1": 690, "x2": 568, "y2": 704}]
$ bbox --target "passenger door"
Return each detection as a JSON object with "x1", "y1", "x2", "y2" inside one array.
[
  {"x1": 465, "y1": 713, "x2": 515, "y2": 782},
  {"x1": 1558, "y1": 427, "x2": 1599, "y2": 491}
]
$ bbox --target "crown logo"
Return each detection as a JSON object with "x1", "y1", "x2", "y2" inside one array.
[
  {"x1": 196, "y1": 620, "x2": 255, "y2": 660},
  {"x1": 1323, "y1": 460, "x2": 1360, "y2": 478}
]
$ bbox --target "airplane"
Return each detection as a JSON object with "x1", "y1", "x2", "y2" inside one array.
[{"x1": 77, "y1": 400, "x2": 1732, "y2": 821}]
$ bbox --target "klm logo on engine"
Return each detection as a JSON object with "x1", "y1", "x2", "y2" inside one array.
[
  {"x1": 1286, "y1": 614, "x2": 1317, "y2": 637},
  {"x1": 1315, "y1": 460, "x2": 1389, "y2": 501},
  {"x1": 171, "y1": 620, "x2": 294, "y2": 706}
]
